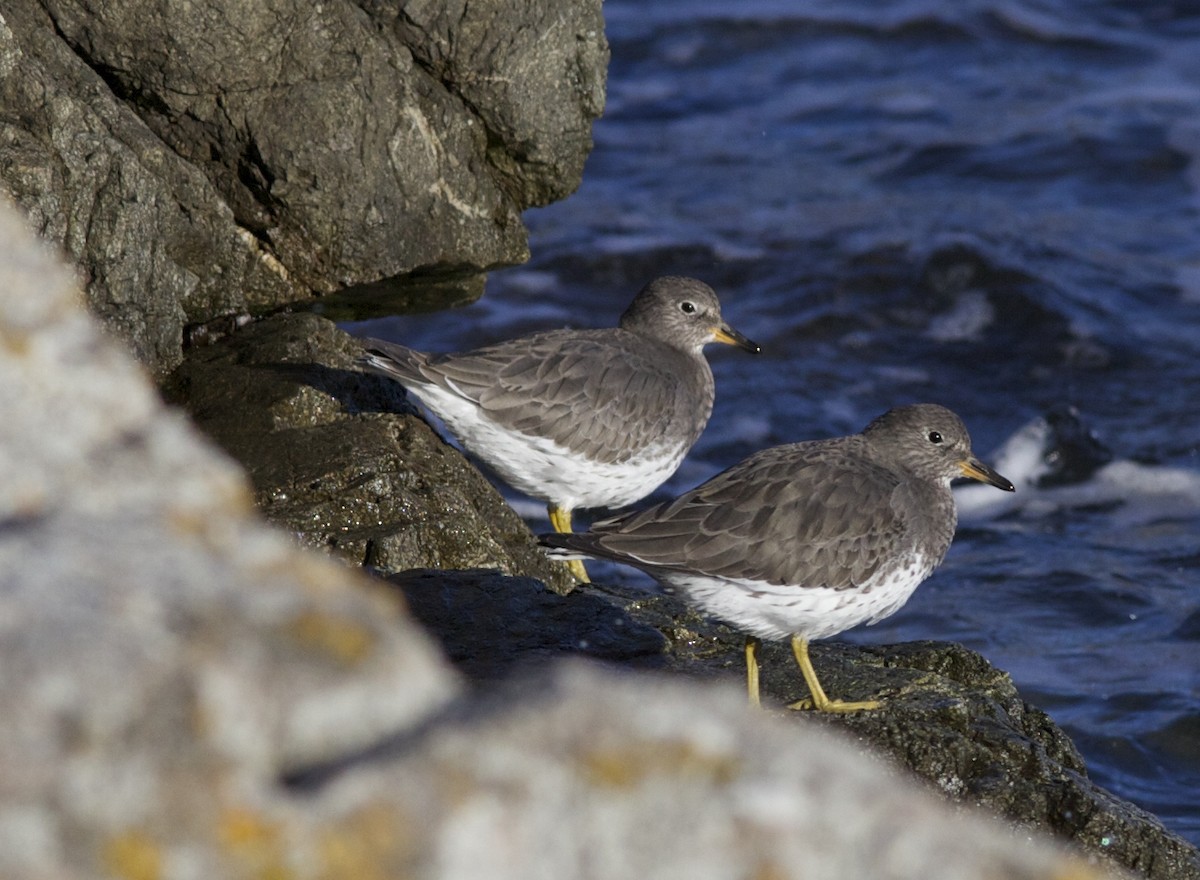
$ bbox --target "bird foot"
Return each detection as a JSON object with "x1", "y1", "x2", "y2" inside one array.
[
  {"x1": 787, "y1": 696, "x2": 881, "y2": 714},
  {"x1": 566, "y1": 558, "x2": 590, "y2": 583}
]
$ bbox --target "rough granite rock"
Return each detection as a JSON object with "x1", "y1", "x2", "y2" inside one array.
[
  {"x1": 0, "y1": 198, "x2": 461, "y2": 878},
  {"x1": 0, "y1": 0, "x2": 607, "y2": 372},
  {"x1": 287, "y1": 661, "x2": 1125, "y2": 880},
  {"x1": 0, "y1": 196, "x2": 1131, "y2": 880},
  {"x1": 390, "y1": 570, "x2": 1200, "y2": 880},
  {"x1": 382, "y1": 0, "x2": 609, "y2": 205},
  {"x1": 163, "y1": 310, "x2": 577, "y2": 594},
  {"x1": 0, "y1": 2, "x2": 296, "y2": 369}
]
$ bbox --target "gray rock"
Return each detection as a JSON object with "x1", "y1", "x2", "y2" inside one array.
[
  {"x1": 0, "y1": 0, "x2": 607, "y2": 372},
  {"x1": 163, "y1": 310, "x2": 577, "y2": 594},
  {"x1": 0, "y1": 199, "x2": 460, "y2": 878},
  {"x1": 385, "y1": 0, "x2": 609, "y2": 205},
  {"x1": 293, "y1": 661, "x2": 1124, "y2": 880},
  {"x1": 0, "y1": 2, "x2": 296, "y2": 370},
  {"x1": 392, "y1": 571, "x2": 1200, "y2": 880}
]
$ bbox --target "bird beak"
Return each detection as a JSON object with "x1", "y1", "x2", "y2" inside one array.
[
  {"x1": 959, "y1": 457, "x2": 1016, "y2": 492},
  {"x1": 712, "y1": 323, "x2": 761, "y2": 353}
]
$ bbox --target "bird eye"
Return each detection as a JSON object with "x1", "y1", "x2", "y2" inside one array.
[
  {"x1": 679, "y1": 301, "x2": 697, "y2": 314},
  {"x1": 928, "y1": 431, "x2": 943, "y2": 444}
]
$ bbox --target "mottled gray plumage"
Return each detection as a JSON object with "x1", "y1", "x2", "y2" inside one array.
[
  {"x1": 358, "y1": 276, "x2": 758, "y2": 516},
  {"x1": 541, "y1": 404, "x2": 1014, "y2": 707},
  {"x1": 556, "y1": 405, "x2": 992, "y2": 591},
  {"x1": 366, "y1": 324, "x2": 711, "y2": 467}
]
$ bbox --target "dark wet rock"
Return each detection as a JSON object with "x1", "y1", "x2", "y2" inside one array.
[
  {"x1": 0, "y1": 0, "x2": 607, "y2": 373},
  {"x1": 163, "y1": 310, "x2": 576, "y2": 594},
  {"x1": 398, "y1": 570, "x2": 1200, "y2": 880},
  {"x1": 389, "y1": 569, "x2": 667, "y2": 683},
  {"x1": 799, "y1": 642, "x2": 1198, "y2": 880},
  {"x1": 303, "y1": 271, "x2": 488, "y2": 324},
  {"x1": 1018, "y1": 405, "x2": 1116, "y2": 488}
]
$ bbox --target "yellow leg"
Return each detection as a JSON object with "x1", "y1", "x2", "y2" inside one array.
[
  {"x1": 745, "y1": 636, "x2": 761, "y2": 709},
  {"x1": 786, "y1": 635, "x2": 880, "y2": 713},
  {"x1": 548, "y1": 504, "x2": 590, "y2": 583}
]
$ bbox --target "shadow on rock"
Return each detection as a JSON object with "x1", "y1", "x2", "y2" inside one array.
[
  {"x1": 384, "y1": 569, "x2": 666, "y2": 685},
  {"x1": 165, "y1": 311, "x2": 577, "y2": 592}
]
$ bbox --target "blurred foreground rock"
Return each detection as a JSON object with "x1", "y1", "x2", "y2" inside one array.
[
  {"x1": 0, "y1": 201, "x2": 460, "y2": 877},
  {"x1": 0, "y1": 189, "x2": 1144, "y2": 880},
  {"x1": 290, "y1": 660, "x2": 1120, "y2": 880},
  {"x1": 390, "y1": 571, "x2": 1200, "y2": 880}
]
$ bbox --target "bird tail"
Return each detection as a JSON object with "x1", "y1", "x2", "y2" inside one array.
[
  {"x1": 356, "y1": 337, "x2": 430, "y2": 385},
  {"x1": 538, "y1": 531, "x2": 603, "y2": 562}
]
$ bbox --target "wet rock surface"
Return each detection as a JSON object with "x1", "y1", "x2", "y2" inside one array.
[{"x1": 163, "y1": 310, "x2": 576, "y2": 594}]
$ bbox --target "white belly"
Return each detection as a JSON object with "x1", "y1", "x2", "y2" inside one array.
[
  {"x1": 409, "y1": 384, "x2": 686, "y2": 511},
  {"x1": 662, "y1": 553, "x2": 933, "y2": 642}
]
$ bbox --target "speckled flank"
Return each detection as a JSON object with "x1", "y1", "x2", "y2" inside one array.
[
  {"x1": 666, "y1": 553, "x2": 932, "y2": 642},
  {"x1": 399, "y1": 381, "x2": 691, "y2": 510}
]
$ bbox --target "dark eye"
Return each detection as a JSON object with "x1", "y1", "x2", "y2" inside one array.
[
  {"x1": 928, "y1": 431, "x2": 943, "y2": 444},
  {"x1": 680, "y1": 301, "x2": 697, "y2": 314}
]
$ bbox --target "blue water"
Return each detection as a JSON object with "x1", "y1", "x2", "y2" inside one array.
[{"x1": 357, "y1": 0, "x2": 1200, "y2": 845}]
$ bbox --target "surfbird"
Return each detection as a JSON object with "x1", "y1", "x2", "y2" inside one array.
[
  {"x1": 359, "y1": 276, "x2": 759, "y2": 582},
  {"x1": 541, "y1": 403, "x2": 1015, "y2": 710}
]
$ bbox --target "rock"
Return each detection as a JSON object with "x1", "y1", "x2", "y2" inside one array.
[
  {"x1": 385, "y1": 0, "x2": 609, "y2": 206},
  {"x1": 0, "y1": 198, "x2": 461, "y2": 878},
  {"x1": 163, "y1": 310, "x2": 577, "y2": 594},
  {"x1": 0, "y1": 1, "x2": 296, "y2": 370},
  {"x1": 290, "y1": 661, "x2": 1122, "y2": 880},
  {"x1": 393, "y1": 571, "x2": 1200, "y2": 880},
  {"x1": 392, "y1": 569, "x2": 667, "y2": 682},
  {"x1": 0, "y1": 0, "x2": 607, "y2": 372},
  {"x1": 0, "y1": 195, "x2": 1132, "y2": 880}
]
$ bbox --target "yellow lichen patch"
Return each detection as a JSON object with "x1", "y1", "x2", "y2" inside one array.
[
  {"x1": 1051, "y1": 862, "x2": 1116, "y2": 880},
  {"x1": 163, "y1": 505, "x2": 214, "y2": 538},
  {"x1": 102, "y1": 830, "x2": 162, "y2": 880},
  {"x1": 278, "y1": 552, "x2": 350, "y2": 594},
  {"x1": 747, "y1": 858, "x2": 790, "y2": 880},
  {"x1": 580, "y1": 739, "x2": 741, "y2": 790},
  {"x1": 284, "y1": 610, "x2": 376, "y2": 667},
  {"x1": 317, "y1": 802, "x2": 418, "y2": 880},
  {"x1": 0, "y1": 322, "x2": 31, "y2": 356},
  {"x1": 217, "y1": 808, "x2": 291, "y2": 879},
  {"x1": 164, "y1": 485, "x2": 256, "y2": 540}
]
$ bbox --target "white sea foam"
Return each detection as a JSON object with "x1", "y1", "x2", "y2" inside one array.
[{"x1": 955, "y1": 414, "x2": 1200, "y2": 525}]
